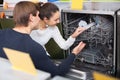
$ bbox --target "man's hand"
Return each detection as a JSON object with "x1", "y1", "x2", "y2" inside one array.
[{"x1": 72, "y1": 41, "x2": 86, "y2": 55}]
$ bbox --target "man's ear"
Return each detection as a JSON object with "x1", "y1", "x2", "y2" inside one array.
[{"x1": 29, "y1": 14, "x2": 34, "y2": 22}]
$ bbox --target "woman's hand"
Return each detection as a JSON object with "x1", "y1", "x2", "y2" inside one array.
[{"x1": 71, "y1": 27, "x2": 86, "y2": 38}]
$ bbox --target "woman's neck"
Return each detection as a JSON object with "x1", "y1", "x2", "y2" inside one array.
[{"x1": 39, "y1": 20, "x2": 47, "y2": 30}]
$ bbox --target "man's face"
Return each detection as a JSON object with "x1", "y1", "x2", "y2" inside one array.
[{"x1": 33, "y1": 11, "x2": 40, "y2": 29}]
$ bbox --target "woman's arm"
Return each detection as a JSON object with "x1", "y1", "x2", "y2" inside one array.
[
  {"x1": 52, "y1": 26, "x2": 75, "y2": 50},
  {"x1": 52, "y1": 26, "x2": 86, "y2": 50}
]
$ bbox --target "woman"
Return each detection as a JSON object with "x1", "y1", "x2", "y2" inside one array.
[
  {"x1": 0, "y1": 1, "x2": 86, "y2": 77},
  {"x1": 30, "y1": 2, "x2": 86, "y2": 55}
]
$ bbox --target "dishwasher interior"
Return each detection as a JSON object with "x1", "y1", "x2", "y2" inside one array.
[{"x1": 61, "y1": 9, "x2": 118, "y2": 80}]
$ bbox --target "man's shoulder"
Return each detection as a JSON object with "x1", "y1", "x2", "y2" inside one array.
[{"x1": 0, "y1": 29, "x2": 9, "y2": 36}]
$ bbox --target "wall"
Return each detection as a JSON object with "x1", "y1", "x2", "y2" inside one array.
[{"x1": 3, "y1": 0, "x2": 47, "y2": 7}]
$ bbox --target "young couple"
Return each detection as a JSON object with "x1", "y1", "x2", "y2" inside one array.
[{"x1": 0, "y1": 1, "x2": 86, "y2": 77}]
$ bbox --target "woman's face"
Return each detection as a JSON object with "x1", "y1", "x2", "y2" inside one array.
[{"x1": 44, "y1": 11, "x2": 60, "y2": 27}]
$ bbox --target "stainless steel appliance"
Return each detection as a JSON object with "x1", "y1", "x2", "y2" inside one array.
[
  {"x1": 116, "y1": 9, "x2": 120, "y2": 78},
  {"x1": 61, "y1": 2, "x2": 120, "y2": 80}
]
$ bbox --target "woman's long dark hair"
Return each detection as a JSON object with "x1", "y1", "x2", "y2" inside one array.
[{"x1": 36, "y1": 2, "x2": 59, "y2": 20}]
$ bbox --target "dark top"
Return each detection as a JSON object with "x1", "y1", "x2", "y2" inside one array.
[{"x1": 0, "y1": 29, "x2": 75, "y2": 77}]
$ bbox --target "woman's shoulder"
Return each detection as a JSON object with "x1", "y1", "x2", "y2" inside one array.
[{"x1": 48, "y1": 26, "x2": 59, "y2": 31}]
